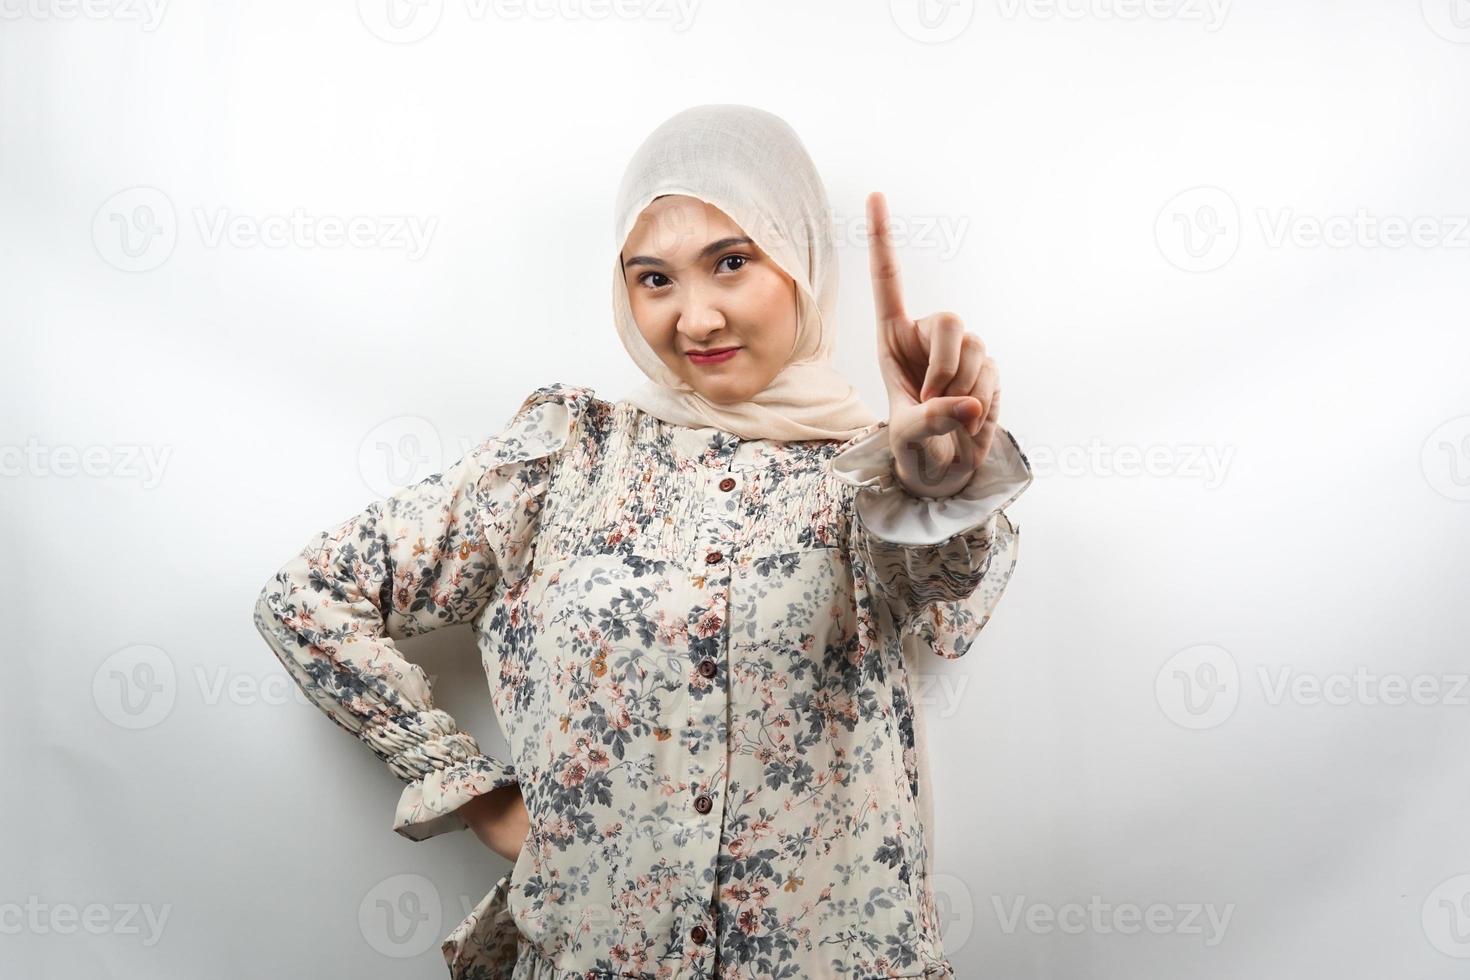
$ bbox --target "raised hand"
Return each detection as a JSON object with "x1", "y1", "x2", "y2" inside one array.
[{"x1": 867, "y1": 190, "x2": 1002, "y2": 499}]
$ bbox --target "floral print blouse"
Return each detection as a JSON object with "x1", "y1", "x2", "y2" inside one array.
[{"x1": 253, "y1": 381, "x2": 1033, "y2": 980}]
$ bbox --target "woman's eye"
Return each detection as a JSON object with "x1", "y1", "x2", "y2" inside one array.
[
  {"x1": 718, "y1": 255, "x2": 748, "y2": 273},
  {"x1": 639, "y1": 272, "x2": 671, "y2": 290}
]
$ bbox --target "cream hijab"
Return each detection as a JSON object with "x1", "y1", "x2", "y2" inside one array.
[{"x1": 611, "y1": 104, "x2": 881, "y2": 442}]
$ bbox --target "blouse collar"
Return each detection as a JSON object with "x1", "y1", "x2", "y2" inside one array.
[{"x1": 622, "y1": 400, "x2": 877, "y2": 472}]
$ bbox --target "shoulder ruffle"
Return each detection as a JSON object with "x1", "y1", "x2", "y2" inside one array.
[{"x1": 476, "y1": 382, "x2": 601, "y2": 470}]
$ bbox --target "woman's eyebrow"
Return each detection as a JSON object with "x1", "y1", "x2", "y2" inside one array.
[{"x1": 624, "y1": 236, "x2": 753, "y2": 269}]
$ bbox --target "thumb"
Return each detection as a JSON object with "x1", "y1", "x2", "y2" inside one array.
[
  {"x1": 920, "y1": 395, "x2": 985, "y2": 437},
  {"x1": 892, "y1": 395, "x2": 983, "y2": 450}
]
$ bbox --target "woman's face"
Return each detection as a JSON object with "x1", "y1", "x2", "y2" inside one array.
[{"x1": 621, "y1": 195, "x2": 798, "y2": 406}]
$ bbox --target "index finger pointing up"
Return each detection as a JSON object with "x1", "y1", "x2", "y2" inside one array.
[{"x1": 867, "y1": 191, "x2": 908, "y2": 328}]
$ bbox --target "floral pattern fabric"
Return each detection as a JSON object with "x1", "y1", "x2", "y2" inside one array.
[{"x1": 253, "y1": 382, "x2": 1033, "y2": 979}]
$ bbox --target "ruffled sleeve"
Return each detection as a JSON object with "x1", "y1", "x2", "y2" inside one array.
[
  {"x1": 252, "y1": 383, "x2": 582, "y2": 841},
  {"x1": 831, "y1": 420, "x2": 1033, "y2": 658}
]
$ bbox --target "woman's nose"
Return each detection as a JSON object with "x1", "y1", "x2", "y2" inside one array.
[{"x1": 675, "y1": 296, "x2": 726, "y2": 340}]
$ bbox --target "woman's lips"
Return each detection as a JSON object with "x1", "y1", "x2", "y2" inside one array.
[{"x1": 687, "y1": 347, "x2": 741, "y2": 365}]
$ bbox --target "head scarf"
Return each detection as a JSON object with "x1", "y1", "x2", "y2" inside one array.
[{"x1": 611, "y1": 104, "x2": 881, "y2": 442}]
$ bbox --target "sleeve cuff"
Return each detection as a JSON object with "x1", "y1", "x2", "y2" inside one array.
[
  {"x1": 830, "y1": 422, "x2": 1034, "y2": 546},
  {"x1": 905, "y1": 509, "x2": 1022, "y2": 654},
  {"x1": 392, "y1": 756, "x2": 519, "y2": 842}
]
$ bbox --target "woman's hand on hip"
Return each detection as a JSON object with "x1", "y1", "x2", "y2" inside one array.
[
  {"x1": 868, "y1": 190, "x2": 1001, "y2": 499},
  {"x1": 456, "y1": 783, "x2": 530, "y2": 863}
]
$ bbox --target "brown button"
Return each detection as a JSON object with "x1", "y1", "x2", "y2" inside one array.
[
  {"x1": 690, "y1": 924, "x2": 708, "y2": 944},
  {"x1": 693, "y1": 794, "x2": 713, "y2": 814},
  {"x1": 698, "y1": 659, "x2": 717, "y2": 679},
  {"x1": 705, "y1": 550, "x2": 723, "y2": 565},
  {"x1": 718, "y1": 477, "x2": 736, "y2": 492}
]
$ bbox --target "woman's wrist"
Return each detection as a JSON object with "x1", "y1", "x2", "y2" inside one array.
[{"x1": 457, "y1": 783, "x2": 530, "y2": 862}]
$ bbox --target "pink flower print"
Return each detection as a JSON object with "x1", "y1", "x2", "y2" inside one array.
[
  {"x1": 559, "y1": 759, "x2": 588, "y2": 787},
  {"x1": 655, "y1": 611, "x2": 689, "y2": 646},
  {"x1": 694, "y1": 608, "x2": 724, "y2": 638}
]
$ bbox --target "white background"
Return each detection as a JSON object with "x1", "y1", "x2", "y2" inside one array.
[{"x1": 5, "y1": 1, "x2": 1470, "y2": 977}]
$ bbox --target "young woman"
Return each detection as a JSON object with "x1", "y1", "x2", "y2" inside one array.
[{"x1": 253, "y1": 103, "x2": 1033, "y2": 979}]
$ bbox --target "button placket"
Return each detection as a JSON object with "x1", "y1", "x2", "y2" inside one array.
[
  {"x1": 685, "y1": 435, "x2": 741, "y2": 961},
  {"x1": 698, "y1": 446, "x2": 739, "y2": 572}
]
